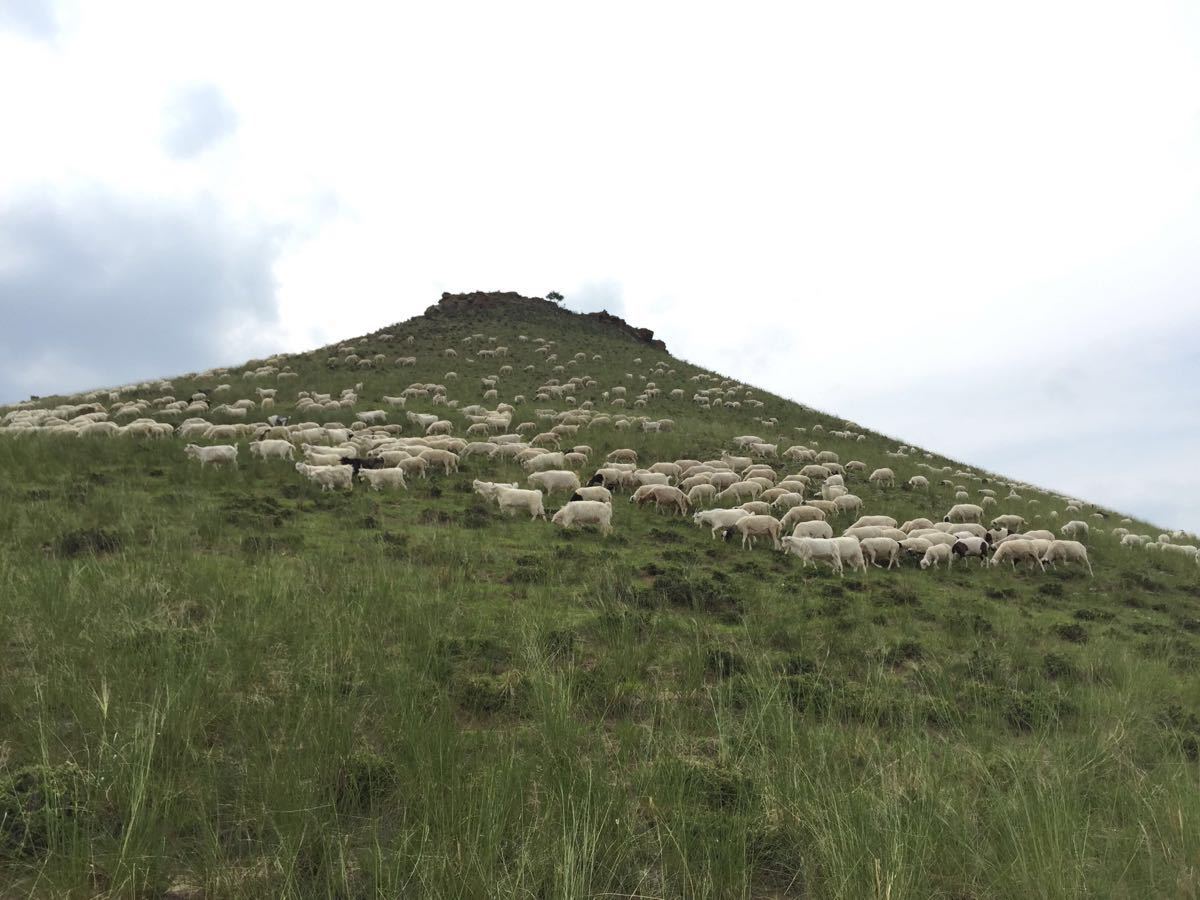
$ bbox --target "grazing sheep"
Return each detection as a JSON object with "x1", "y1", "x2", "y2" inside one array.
[
  {"x1": 395, "y1": 456, "x2": 429, "y2": 479},
  {"x1": 184, "y1": 444, "x2": 238, "y2": 468},
  {"x1": 831, "y1": 493, "x2": 863, "y2": 515},
  {"x1": 900, "y1": 518, "x2": 935, "y2": 533},
  {"x1": 791, "y1": 520, "x2": 834, "y2": 540},
  {"x1": 473, "y1": 479, "x2": 520, "y2": 500},
  {"x1": 418, "y1": 448, "x2": 459, "y2": 475},
  {"x1": 524, "y1": 452, "x2": 567, "y2": 473},
  {"x1": 951, "y1": 536, "x2": 991, "y2": 566},
  {"x1": 851, "y1": 515, "x2": 899, "y2": 529},
  {"x1": 920, "y1": 544, "x2": 953, "y2": 570},
  {"x1": 249, "y1": 439, "x2": 294, "y2": 461},
  {"x1": 495, "y1": 486, "x2": 547, "y2": 520},
  {"x1": 358, "y1": 468, "x2": 408, "y2": 491},
  {"x1": 990, "y1": 514, "x2": 1026, "y2": 532},
  {"x1": 860, "y1": 537, "x2": 901, "y2": 569},
  {"x1": 944, "y1": 503, "x2": 984, "y2": 524},
  {"x1": 693, "y1": 508, "x2": 751, "y2": 539},
  {"x1": 1060, "y1": 520, "x2": 1090, "y2": 542},
  {"x1": 899, "y1": 537, "x2": 933, "y2": 559},
  {"x1": 737, "y1": 515, "x2": 783, "y2": 550},
  {"x1": 528, "y1": 470, "x2": 582, "y2": 495},
  {"x1": 552, "y1": 500, "x2": 613, "y2": 535},
  {"x1": 1041, "y1": 540, "x2": 1094, "y2": 576},
  {"x1": 687, "y1": 483, "x2": 719, "y2": 507},
  {"x1": 990, "y1": 539, "x2": 1046, "y2": 572},
  {"x1": 868, "y1": 468, "x2": 895, "y2": 488},
  {"x1": 294, "y1": 462, "x2": 353, "y2": 491},
  {"x1": 780, "y1": 536, "x2": 843, "y2": 575},
  {"x1": 632, "y1": 484, "x2": 689, "y2": 515},
  {"x1": 780, "y1": 505, "x2": 826, "y2": 528},
  {"x1": 907, "y1": 475, "x2": 929, "y2": 490},
  {"x1": 832, "y1": 536, "x2": 867, "y2": 573},
  {"x1": 570, "y1": 485, "x2": 613, "y2": 504}
]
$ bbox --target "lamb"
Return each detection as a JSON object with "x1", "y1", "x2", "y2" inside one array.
[
  {"x1": 907, "y1": 475, "x2": 929, "y2": 490},
  {"x1": 693, "y1": 508, "x2": 751, "y2": 539},
  {"x1": 989, "y1": 539, "x2": 1046, "y2": 571},
  {"x1": 920, "y1": 544, "x2": 953, "y2": 569},
  {"x1": 860, "y1": 537, "x2": 901, "y2": 569},
  {"x1": 394, "y1": 456, "x2": 429, "y2": 479},
  {"x1": 528, "y1": 470, "x2": 582, "y2": 494},
  {"x1": 184, "y1": 444, "x2": 239, "y2": 468},
  {"x1": 780, "y1": 536, "x2": 843, "y2": 575},
  {"x1": 951, "y1": 536, "x2": 991, "y2": 565},
  {"x1": 294, "y1": 462, "x2": 353, "y2": 491},
  {"x1": 868, "y1": 468, "x2": 895, "y2": 488},
  {"x1": 358, "y1": 468, "x2": 408, "y2": 491},
  {"x1": 1060, "y1": 520, "x2": 1090, "y2": 542},
  {"x1": 1041, "y1": 540, "x2": 1094, "y2": 576},
  {"x1": 791, "y1": 520, "x2": 834, "y2": 539},
  {"x1": 552, "y1": 500, "x2": 614, "y2": 535},
  {"x1": 944, "y1": 503, "x2": 984, "y2": 524},
  {"x1": 249, "y1": 439, "x2": 295, "y2": 461}
]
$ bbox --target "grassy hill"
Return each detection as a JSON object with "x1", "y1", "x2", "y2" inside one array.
[{"x1": 0, "y1": 291, "x2": 1198, "y2": 898}]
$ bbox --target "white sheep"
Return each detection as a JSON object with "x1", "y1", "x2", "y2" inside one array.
[
  {"x1": 184, "y1": 444, "x2": 238, "y2": 468},
  {"x1": 868, "y1": 468, "x2": 895, "y2": 488},
  {"x1": 832, "y1": 536, "x2": 867, "y2": 573},
  {"x1": 572, "y1": 485, "x2": 613, "y2": 503},
  {"x1": 552, "y1": 500, "x2": 613, "y2": 535},
  {"x1": 860, "y1": 537, "x2": 901, "y2": 569},
  {"x1": 990, "y1": 539, "x2": 1045, "y2": 571},
  {"x1": 495, "y1": 486, "x2": 547, "y2": 520},
  {"x1": 358, "y1": 468, "x2": 408, "y2": 491},
  {"x1": 249, "y1": 439, "x2": 294, "y2": 461},
  {"x1": 791, "y1": 520, "x2": 834, "y2": 540},
  {"x1": 693, "y1": 508, "x2": 751, "y2": 539},
  {"x1": 1041, "y1": 540, "x2": 1093, "y2": 576},
  {"x1": 1060, "y1": 520, "x2": 1090, "y2": 542},
  {"x1": 920, "y1": 544, "x2": 953, "y2": 569},
  {"x1": 780, "y1": 536, "x2": 843, "y2": 575},
  {"x1": 850, "y1": 515, "x2": 898, "y2": 529},
  {"x1": 528, "y1": 470, "x2": 581, "y2": 494},
  {"x1": 944, "y1": 503, "x2": 984, "y2": 524},
  {"x1": 294, "y1": 462, "x2": 353, "y2": 491}
]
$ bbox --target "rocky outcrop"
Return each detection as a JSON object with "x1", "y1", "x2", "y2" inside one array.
[{"x1": 424, "y1": 291, "x2": 667, "y2": 352}]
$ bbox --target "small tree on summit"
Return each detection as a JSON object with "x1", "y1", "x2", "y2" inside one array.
[{"x1": 547, "y1": 291, "x2": 564, "y2": 304}]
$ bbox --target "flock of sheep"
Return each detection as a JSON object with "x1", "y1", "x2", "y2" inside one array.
[{"x1": 4, "y1": 322, "x2": 1198, "y2": 582}]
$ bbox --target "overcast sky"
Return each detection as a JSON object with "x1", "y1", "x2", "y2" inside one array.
[{"x1": 2, "y1": 1, "x2": 1198, "y2": 530}]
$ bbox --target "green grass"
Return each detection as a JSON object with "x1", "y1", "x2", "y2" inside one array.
[{"x1": 0, "y1": 293, "x2": 1198, "y2": 897}]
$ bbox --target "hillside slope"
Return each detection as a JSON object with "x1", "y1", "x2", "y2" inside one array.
[{"x1": 0, "y1": 291, "x2": 1198, "y2": 898}]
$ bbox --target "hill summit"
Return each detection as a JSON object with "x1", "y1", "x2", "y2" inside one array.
[{"x1": 0, "y1": 290, "x2": 1197, "y2": 896}]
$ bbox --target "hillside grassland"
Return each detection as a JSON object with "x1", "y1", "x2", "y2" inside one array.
[{"x1": 1, "y1": 294, "x2": 1199, "y2": 898}]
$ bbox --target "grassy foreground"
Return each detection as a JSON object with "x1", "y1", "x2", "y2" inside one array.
[{"x1": 1, "y1": 293, "x2": 1198, "y2": 898}]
